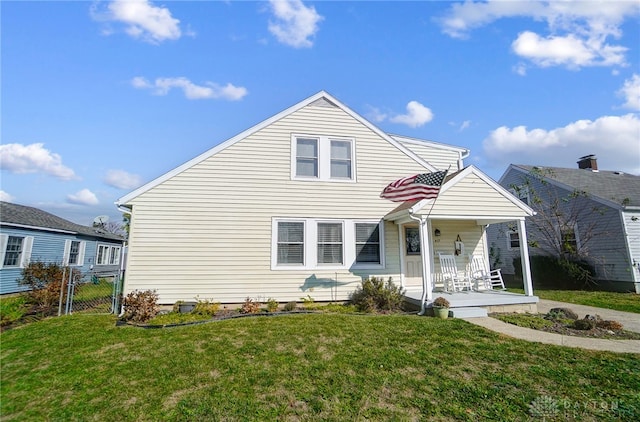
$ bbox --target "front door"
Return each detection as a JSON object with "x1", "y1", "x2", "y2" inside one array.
[{"x1": 404, "y1": 226, "x2": 422, "y2": 287}]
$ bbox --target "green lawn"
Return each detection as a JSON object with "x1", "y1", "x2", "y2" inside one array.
[
  {"x1": 509, "y1": 288, "x2": 640, "y2": 313},
  {"x1": 2, "y1": 314, "x2": 638, "y2": 421}
]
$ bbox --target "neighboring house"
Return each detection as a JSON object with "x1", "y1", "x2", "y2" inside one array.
[
  {"x1": 487, "y1": 156, "x2": 640, "y2": 293},
  {"x1": 0, "y1": 202, "x2": 124, "y2": 295},
  {"x1": 116, "y1": 91, "x2": 536, "y2": 309}
]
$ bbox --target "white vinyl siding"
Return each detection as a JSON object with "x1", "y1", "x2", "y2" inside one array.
[
  {"x1": 0, "y1": 235, "x2": 33, "y2": 269},
  {"x1": 291, "y1": 134, "x2": 355, "y2": 182},
  {"x1": 123, "y1": 103, "x2": 452, "y2": 303},
  {"x1": 394, "y1": 137, "x2": 465, "y2": 171}
]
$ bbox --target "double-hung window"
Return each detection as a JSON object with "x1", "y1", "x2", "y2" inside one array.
[
  {"x1": 292, "y1": 135, "x2": 355, "y2": 181},
  {"x1": 96, "y1": 245, "x2": 109, "y2": 265},
  {"x1": 277, "y1": 222, "x2": 305, "y2": 265},
  {"x1": 68, "y1": 241, "x2": 81, "y2": 265},
  {"x1": 295, "y1": 138, "x2": 318, "y2": 178},
  {"x1": 560, "y1": 224, "x2": 579, "y2": 254},
  {"x1": 330, "y1": 140, "x2": 352, "y2": 179},
  {"x1": 272, "y1": 219, "x2": 383, "y2": 269},
  {"x1": 0, "y1": 235, "x2": 33, "y2": 269},
  {"x1": 317, "y1": 222, "x2": 343, "y2": 265},
  {"x1": 355, "y1": 223, "x2": 380, "y2": 264},
  {"x1": 3, "y1": 236, "x2": 24, "y2": 267},
  {"x1": 507, "y1": 230, "x2": 520, "y2": 249}
]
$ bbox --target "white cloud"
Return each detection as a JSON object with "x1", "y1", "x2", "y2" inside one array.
[
  {"x1": 365, "y1": 106, "x2": 388, "y2": 123},
  {"x1": 483, "y1": 113, "x2": 640, "y2": 175},
  {"x1": 131, "y1": 76, "x2": 248, "y2": 101},
  {"x1": 439, "y1": 1, "x2": 639, "y2": 69},
  {"x1": 91, "y1": 0, "x2": 182, "y2": 44},
  {"x1": 458, "y1": 120, "x2": 471, "y2": 131},
  {"x1": 0, "y1": 143, "x2": 77, "y2": 180},
  {"x1": 389, "y1": 101, "x2": 434, "y2": 128},
  {"x1": 0, "y1": 190, "x2": 15, "y2": 202},
  {"x1": 617, "y1": 74, "x2": 640, "y2": 110},
  {"x1": 104, "y1": 169, "x2": 143, "y2": 190},
  {"x1": 268, "y1": 0, "x2": 323, "y2": 48},
  {"x1": 67, "y1": 189, "x2": 99, "y2": 206}
]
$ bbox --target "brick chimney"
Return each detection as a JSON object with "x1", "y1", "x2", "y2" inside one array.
[{"x1": 577, "y1": 154, "x2": 598, "y2": 170}]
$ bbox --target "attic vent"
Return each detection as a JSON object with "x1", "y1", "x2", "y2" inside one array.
[{"x1": 309, "y1": 97, "x2": 338, "y2": 108}]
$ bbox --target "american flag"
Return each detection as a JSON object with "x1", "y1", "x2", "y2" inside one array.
[{"x1": 380, "y1": 170, "x2": 448, "y2": 202}]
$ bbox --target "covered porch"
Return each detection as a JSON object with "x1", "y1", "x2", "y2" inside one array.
[{"x1": 384, "y1": 166, "x2": 538, "y2": 316}]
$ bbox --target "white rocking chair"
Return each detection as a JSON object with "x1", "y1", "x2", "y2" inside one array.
[
  {"x1": 468, "y1": 255, "x2": 506, "y2": 290},
  {"x1": 438, "y1": 253, "x2": 471, "y2": 293}
]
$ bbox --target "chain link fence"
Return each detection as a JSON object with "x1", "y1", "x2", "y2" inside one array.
[{"x1": 58, "y1": 271, "x2": 124, "y2": 316}]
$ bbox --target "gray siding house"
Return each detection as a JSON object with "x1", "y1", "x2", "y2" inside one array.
[
  {"x1": 487, "y1": 156, "x2": 640, "y2": 293},
  {"x1": 0, "y1": 202, "x2": 124, "y2": 295}
]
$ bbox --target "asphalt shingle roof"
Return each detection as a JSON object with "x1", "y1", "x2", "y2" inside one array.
[
  {"x1": 514, "y1": 165, "x2": 640, "y2": 208},
  {"x1": 0, "y1": 201, "x2": 123, "y2": 241}
]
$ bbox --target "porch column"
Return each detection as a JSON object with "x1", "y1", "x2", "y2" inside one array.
[
  {"x1": 517, "y1": 219, "x2": 534, "y2": 296},
  {"x1": 398, "y1": 223, "x2": 405, "y2": 289},
  {"x1": 419, "y1": 218, "x2": 433, "y2": 302}
]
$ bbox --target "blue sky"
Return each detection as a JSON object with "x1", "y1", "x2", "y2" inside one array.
[{"x1": 2, "y1": 0, "x2": 639, "y2": 226}]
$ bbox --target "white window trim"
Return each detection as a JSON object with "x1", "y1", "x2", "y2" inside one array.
[
  {"x1": 63, "y1": 240, "x2": 86, "y2": 266},
  {"x1": 96, "y1": 243, "x2": 119, "y2": 266},
  {"x1": 0, "y1": 234, "x2": 33, "y2": 269},
  {"x1": 558, "y1": 223, "x2": 580, "y2": 252},
  {"x1": 507, "y1": 230, "x2": 520, "y2": 250},
  {"x1": 271, "y1": 218, "x2": 384, "y2": 270},
  {"x1": 291, "y1": 134, "x2": 356, "y2": 182}
]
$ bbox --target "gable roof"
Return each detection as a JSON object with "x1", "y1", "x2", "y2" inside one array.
[
  {"x1": 116, "y1": 91, "x2": 443, "y2": 207},
  {"x1": 0, "y1": 201, "x2": 123, "y2": 241},
  {"x1": 385, "y1": 166, "x2": 535, "y2": 221},
  {"x1": 507, "y1": 164, "x2": 640, "y2": 209}
]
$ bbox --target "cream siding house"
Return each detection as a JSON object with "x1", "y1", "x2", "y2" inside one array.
[{"x1": 117, "y1": 92, "x2": 536, "y2": 311}]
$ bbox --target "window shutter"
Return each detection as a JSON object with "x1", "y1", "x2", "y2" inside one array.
[
  {"x1": 0, "y1": 234, "x2": 7, "y2": 270},
  {"x1": 78, "y1": 242, "x2": 86, "y2": 266},
  {"x1": 63, "y1": 239, "x2": 71, "y2": 265},
  {"x1": 20, "y1": 236, "x2": 33, "y2": 268}
]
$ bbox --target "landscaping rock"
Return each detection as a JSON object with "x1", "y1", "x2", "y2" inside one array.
[{"x1": 548, "y1": 307, "x2": 578, "y2": 320}]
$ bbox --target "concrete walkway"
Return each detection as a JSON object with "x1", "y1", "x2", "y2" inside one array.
[{"x1": 463, "y1": 299, "x2": 640, "y2": 353}]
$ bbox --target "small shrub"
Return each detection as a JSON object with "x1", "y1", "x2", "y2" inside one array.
[
  {"x1": 240, "y1": 297, "x2": 261, "y2": 314},
  {"x1": 122, "y1": 290, "x2": 159, "y2": 323},
  {"x1": 266, "y1": 298, "x2": 279, "y2": 313},
  {"x1": 573, "y1": 318, "x2": 596, "y2": 330},
  {"x1": 597, "y1": 320, "x2": 623, "y2": 331},
  {"x1": 349, "y1": 277, "x2": 405, "y2": 313},
  {"x1": 433, "y1": 297, "x2": 450, "y2": 308},
  {"x1": 192, "y1": 298, "x2": 220, "y2": 317},
  {"x1": 300, "y1": 295, "x2": 315, "y2": 309},
  {"x1": 547, "y1": 307, "x2": 578, "y2": 320},
  {"x1": 19, "y1": 261, "x2": 81, "y2": 313},
  {"x1": 283, "y1": 301, "x2": 297, "y2": 312}
]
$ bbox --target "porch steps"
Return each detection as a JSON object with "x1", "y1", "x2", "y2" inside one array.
[{"x1": 450, "y1": 307, "x2": 488, "y2": 318}]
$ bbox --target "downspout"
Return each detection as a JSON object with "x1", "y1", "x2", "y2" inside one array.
[
  {"x1": 116, "y1": 203, "x2": 131, "y2": 315},
  {"x1": 408, "y1": 211, "x2": 430, "y2": 315}
]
